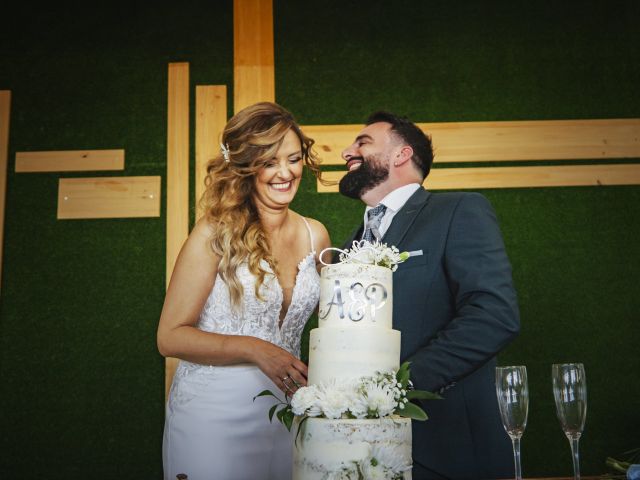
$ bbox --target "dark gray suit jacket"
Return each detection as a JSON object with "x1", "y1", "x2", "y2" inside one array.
[{"x1": 344, "y1": 187, "x2": 520, "y2": 479}]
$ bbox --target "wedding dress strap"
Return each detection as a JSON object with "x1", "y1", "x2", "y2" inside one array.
[{"x1": 301, "y1": 216, "x2": 315, "y2": 252}]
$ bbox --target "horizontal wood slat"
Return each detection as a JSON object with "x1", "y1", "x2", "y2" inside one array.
[
  {"x1": 318, "y1": 164, "x2": 640, "y2": 192},
  {"x1": 16, "y1": 149, "x2": 125, "y2": 172},
  {"x1": 233, "y1": 0, "x2": 274, "y2": 112},
  {"x1": 304, "y1": 118, "x2": 640, "y2": 165},
  {"x1": 57, "y1": 176, "x2": 161, "y2": 219}
]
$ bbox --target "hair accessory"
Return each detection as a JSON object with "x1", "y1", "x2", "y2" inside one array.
[{"x1": 220, "y1": 142, "x2": 230, "y2": 163}]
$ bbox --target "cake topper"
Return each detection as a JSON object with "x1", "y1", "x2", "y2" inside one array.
[{"x1": 319, "y1": 240, "x2": 409, "y2": 271}]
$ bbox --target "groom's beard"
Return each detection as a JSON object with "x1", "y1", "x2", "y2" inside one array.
[{"x1": 338, "y1": 155, "x2": 390, "y2": 200}]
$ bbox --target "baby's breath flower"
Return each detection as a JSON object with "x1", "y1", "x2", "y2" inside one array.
[{"x1": 338, "y1": 240, "x2": 408, "y2": 270}]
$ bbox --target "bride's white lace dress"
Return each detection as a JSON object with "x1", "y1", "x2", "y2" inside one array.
[{"x1": 163, "y1": 219, "x2": 320, "y2": 480}]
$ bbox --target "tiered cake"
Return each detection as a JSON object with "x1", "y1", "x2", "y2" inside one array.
[{"x1": 292, "y1": 262, "x2": 412, "y2": 479}]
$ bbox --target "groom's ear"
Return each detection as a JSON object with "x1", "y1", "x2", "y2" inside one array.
[{"x1": 394, "y1": 146, "x2": 414, "y2": 167}]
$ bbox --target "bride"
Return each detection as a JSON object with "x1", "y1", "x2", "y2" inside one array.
[{"x1": 157, "y1": 102, "x2": 331, "y2": 480}]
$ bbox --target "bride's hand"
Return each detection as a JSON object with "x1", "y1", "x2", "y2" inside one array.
[{"x1": 252, "y1": 340, "x2": 308, "y2": 396}]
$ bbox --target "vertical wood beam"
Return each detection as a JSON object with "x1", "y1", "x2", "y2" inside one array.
[
  {"x1": 195, "y1": 85, "x2": 227, "y2": 219},
  {"x1": 0, "y1": 91, "x2": 10, "y2": 293},
  {"x1": 234, "y1": 0, "x2": 275, "y2": 112},
  {"x1": 165, "y1": 63, "x2": 190, "y2": 398}
]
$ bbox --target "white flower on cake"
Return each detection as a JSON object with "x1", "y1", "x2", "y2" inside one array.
[
  {"x1": 287, "y1": 365, "x2": 436, "y2": 422},
  {"x1": 360, "y1": 461, "x2": 388, "y2": 480},
  {"x1": 347, "y1": 392, "x2": 370, "y2": 419},
  {"x1": 361, "y1": 382, "x2": 397, "y2": 418},
  {"x1": 317, "y1": 381, "x2": 352, "y2": 419},
  {"x1": 369, "y1": 444, "x2": 412, "y2": 476},
  {"x1": 290, "y1": 384, "x2": 322, "y2": 417},
  {"x1": 325, "y1": 469, "x2": 357, "y2": 480},
  {"x1": 320, "y1": 240, "x2": 410, "y2": 271},
  {"x1": 323, "y1": 444, "x2": 411, "y2": 480}
]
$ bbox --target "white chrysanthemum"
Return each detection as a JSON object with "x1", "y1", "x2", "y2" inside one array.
[
  {"x1": 290, "y1": 385, "x2": 320, "y2": 416},
  {"x1": 347, "y1": 391, "x2": 370, "y2": 419},
  {"x1": 317, "y1": 382, "x2": 351, "y2": 419},
  {"x1": 370, "y1": 444, "x2": 412, "y2": 474},
  {"x1": 326, "y1": 465, "x2": 358, "y2": 480},
  {"x1": 364, "y1": 383, "x2": 397, "y2": 418},
  {"x1": 359, "y1": 461, "x2": 389, "y2": 480}
]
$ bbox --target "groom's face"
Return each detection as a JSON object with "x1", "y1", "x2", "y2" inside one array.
[{"x1": 339, "y1": 122, "x2": 394, "y2": 200}]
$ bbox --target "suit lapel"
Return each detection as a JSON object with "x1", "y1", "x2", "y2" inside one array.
[{"x1": 382, "y1": 187, "x2": 431, "y2": 247}]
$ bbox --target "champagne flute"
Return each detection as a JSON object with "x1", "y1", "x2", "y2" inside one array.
[
  {"x1": 496, "y1": 366, "x2": 529, "y2": 480},
  {"x1": 552, "y1": 363, "x2": 587, "y2": 480}
]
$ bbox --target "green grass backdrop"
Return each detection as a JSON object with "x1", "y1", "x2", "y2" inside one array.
[{"x1": 0, "y1": 1, "x2": 638, "y2": 478}]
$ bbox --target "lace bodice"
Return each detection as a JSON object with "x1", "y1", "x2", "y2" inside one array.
[
  {"x1": 170, "y1": 218, "x2": 320, "y2": 402},
  {"x1": 196, "y1": 251, "x2": 319, "y2": 356}
]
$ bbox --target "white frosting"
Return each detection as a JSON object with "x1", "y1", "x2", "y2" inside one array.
[
  {"x1": 308, "y1": 326, "x2": 400, "y2": 385},
  {"x1": 318, "y1": 263, "x2": 393, "y2": 329},
  {"x1": 293, "y1": 417, "x2": 412, "y2": 480}
]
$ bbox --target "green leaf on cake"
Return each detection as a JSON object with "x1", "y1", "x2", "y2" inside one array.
[
  {"x1": 282, "y1": 409, "x2": 295, "y2": 431},
  {"x1": 268, "y1": 404, "x2": 279, "y2": 422},
  {"x1": 276, "y1": 405, "x2": 295, "y2": 432},
  {"x1": 295, "y1": 416, "x2": 310, "y2": 446},
  {"x1": 397, "y1": 361, "x2": 411, "y2": 387},
  {"x1": 253, "y1": 389, "x2": 279, "y2": 401},
  {"x1": 400, "y1": 401, "x2": 428, "y2": 421}
]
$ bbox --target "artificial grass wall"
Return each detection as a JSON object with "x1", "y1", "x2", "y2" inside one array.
[{"x1": 1, "y1": 1, "x2": 638, "y2": 478}]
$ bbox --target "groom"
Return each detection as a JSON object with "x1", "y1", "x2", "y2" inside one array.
[{"x1": 339, "y1": 111, "x2": 520, "y2": 479}]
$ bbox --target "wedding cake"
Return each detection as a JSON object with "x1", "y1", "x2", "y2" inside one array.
[{"x1": 291, "y1": 246, "x2": 414, "y2": 480}]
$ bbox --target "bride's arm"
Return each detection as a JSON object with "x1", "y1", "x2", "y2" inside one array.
[{"x1": 156, "y1": 218, "x2": 307, "y2": 391}]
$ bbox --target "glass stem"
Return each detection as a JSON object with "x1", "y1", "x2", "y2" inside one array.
[
  {"x1": 569, "y1": 437, "x2": 581, "y2": 480},
  {"x1": 511, "y1": 436, "x2": 522, "y2": 480}
]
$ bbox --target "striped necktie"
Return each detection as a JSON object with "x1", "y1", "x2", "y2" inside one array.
[{"x1": 362, "y1": 204, "x2": 387, "y2": 243}]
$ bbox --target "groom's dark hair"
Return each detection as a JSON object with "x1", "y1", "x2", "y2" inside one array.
[{"x1": 366, "y1": 111, "x2": 434, "y2": 179}]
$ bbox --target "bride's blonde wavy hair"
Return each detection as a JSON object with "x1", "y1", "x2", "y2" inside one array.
[{"x1": 200, "y1": 102, "x2": 322, "y2": 308}]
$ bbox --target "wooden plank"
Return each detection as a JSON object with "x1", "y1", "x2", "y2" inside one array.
[
  {"x1": 166, "y1": 62, "x2": 190, "y2": 286},
  {"x1": 0, "y1": 91, "x2": 11, "y2": 292},
  {"x1": 195, "y1": 85, "x2": 227, "y2": 218},
  {"x1": 234, "y1": 0, "x2": 274, "y2": 112},
  {"x1": 57, "y1": 176, "x2": 160, "y2": 219},
  {"x1": 15, "y1": 149, "x2": 124, "y2": 172},
  {"x1": 166, "y1": 62, "x2": 190, "y2": 398},
  {"x1": 318, "y1": 164, "x2": 640, "y2": 192},
  {"x1": 304, "y1": 118, "x2": 640, "y2": 165}
]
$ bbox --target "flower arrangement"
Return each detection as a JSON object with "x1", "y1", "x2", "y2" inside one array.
[
  {"x1": 255, "y1": 363, "x2": 439, "y2": 479},
  {"x1": 320, "y1": 240, "x2": 410, "y2": 271},
  {"x1": 325, "y1": 444, "x2": 411, "y2": 480},
  {"x1": 255, "y1": 362, "x2": 440, "y2": 432}
]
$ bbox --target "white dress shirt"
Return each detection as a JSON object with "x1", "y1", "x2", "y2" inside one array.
[{"x1": 362, "y1": 183, "x2": 421, "y2": 240}]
